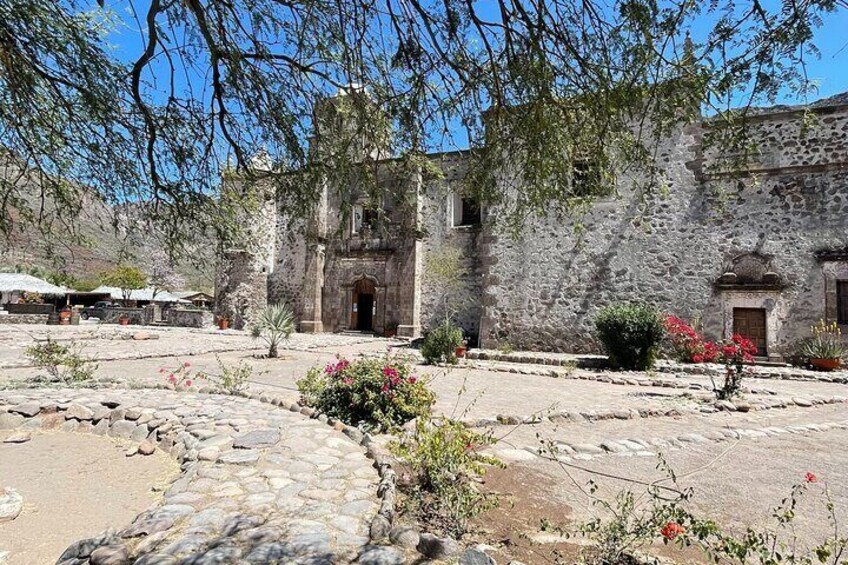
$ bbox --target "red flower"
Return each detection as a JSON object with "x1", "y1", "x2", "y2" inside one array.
[
  {"x1": 691, "y1": 354, "x2": 704, "y2": 363},
  {"x1": 661, "y1": 522, "x2": 685, "y2": 540},
  {"x1": 805, "y1": 472, "x2": 817, "y2": 483},
  {"x1": 185, "y1": 379, "x2": 193, "y2": 387},
  {"x1": 408, "y1": 376, "x2": 417, "y2": 384},
  {"x1": 184, "y1": 361, "x2": 191, "y2": 368},
  {"x1": 382, "y1": 366, "x2": 399, "y2": 379}
]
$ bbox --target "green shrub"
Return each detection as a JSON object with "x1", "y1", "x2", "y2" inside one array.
[
  {"x1": 207, "y1": 355, "x2": 253, "y2": 394},
  {"x1": 421, "y1": 320, "x2": 463, "y2": 365},
  {"x1": 595, "y1": 304, "x2": 665, "y2": 370},
  {"x1": 391, "y1": 415, "x2": 503, "y2": 538},
  {"x1": 296, "y1": 355, "x2": 434, "y2": 432},
  {"x1": 25, "y1": 338, "x2": 98, "y2": 384}
]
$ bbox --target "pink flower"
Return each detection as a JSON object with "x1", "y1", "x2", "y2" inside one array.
[
  {"x1": 184, "y1": 361, "x2": 191, "y2": 368},
  {"x1": 382, "y1": 366, "x2": 399, "y2": 379},
  {"x1": 158, "y1": 367, "x2": 166, "y2": 373},
  {"x1": 167, "y1": 374, "x2": 176, "y2": 384},
  {"x1": 408, "y1": 376, "x2": 417, "y2": 384},
  {"x1": 185, "y1": 379, "x2": 192, "y2": 387},
  {"x1": 805, "y1": 472, "x2": 817, "y2": 483}
]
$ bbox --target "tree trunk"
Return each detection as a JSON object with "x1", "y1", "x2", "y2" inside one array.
[{"x1": 268, "y1": 342, "x2": 278, "y2": 358}]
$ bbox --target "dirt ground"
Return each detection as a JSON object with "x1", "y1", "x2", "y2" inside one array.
[
  {"x1": 0, "y1": 431, "x2": 178, "y2": 565},
  {"x1": 468, "y1": 428, "x2": 848, "y2": 565}
]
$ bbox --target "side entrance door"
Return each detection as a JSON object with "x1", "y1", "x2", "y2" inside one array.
[{"x1": 732, "y1": 308, "x2": 767, "y2": 357}]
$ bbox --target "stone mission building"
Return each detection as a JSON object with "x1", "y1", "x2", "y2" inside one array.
[{"x1": 216, "y1": 92, "x2": 848, "y2": 359}]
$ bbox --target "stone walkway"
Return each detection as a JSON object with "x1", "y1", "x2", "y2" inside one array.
[{"x1": 0, "y1": 387, "x2": 380, "y2": 564}]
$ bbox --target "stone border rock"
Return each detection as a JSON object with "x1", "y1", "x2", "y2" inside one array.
[
  {"x1": 464, "y1": 349, "x2": 848, "y2": 384},
  {"x1": 458, "y1": 377, "x2": 848, "y2": 429},
  {"x1": 0, "y1": 387, "x2": 383, "y2": 564},
  {"x1": 493, "y1": 417, "x2": 848, "y2": 464}
]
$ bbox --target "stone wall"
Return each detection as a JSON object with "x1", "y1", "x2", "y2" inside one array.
[
  {"x1": 419, "y1": 154, "x2": 484, "y2": 341},
  {"x1": 214, "y1": 178, "x2": 277, "y2": 329},
  {"x1": 98, "y1": 307, "x2": 146, "y2": 325},
  {"x1": 268, "y1": 213, "x2": 308, "y2": 320},
  {"x1": 0, "y1": 313, "x2": 48, "y2": 324},
  {"x1": 479, "y1": 101, "x2": 848, "y2": 354},
  {"x1": 165, "y1": 308, "x2": 214, "y2": 328}
]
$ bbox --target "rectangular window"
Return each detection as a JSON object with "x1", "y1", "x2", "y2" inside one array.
[
  {"x1": 838, "y1": 280, "x2": 848, "y2": 324},
  {"x1": 572, "y1": 159, "x2": 601, "y2": 198},
  {"x1": 451, "y1": 193, "x2": 481, "y2": 227},
  {"x1": 351, "y1": 204, "x2": 364, "y2": 234},
  {"x1": 351, "y1": 204, "x2": 379, "y2": 235}
]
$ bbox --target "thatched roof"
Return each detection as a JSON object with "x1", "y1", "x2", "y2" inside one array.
[
  {"x1": 0, "y1": 273, "x2": 67, "y2": 295},
  {"x1": 91, "y1": 286, "x2": 189, "y2": 303}
]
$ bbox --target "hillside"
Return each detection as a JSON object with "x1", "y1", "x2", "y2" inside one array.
[{"x1": 0, "y1": 162, "x2": 216, "y2": 292}]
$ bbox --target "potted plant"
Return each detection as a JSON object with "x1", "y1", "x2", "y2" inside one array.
[
  {"x1": 218, "y1": 316, "x2": 230, "y2": 330},
  {"x1": 799, "y1": 320, "x2": 846, "y2": 371},
  {"x1": 118, "y1": 313, "x2": 130, "y2": 326},
  {"x1": 455, "y1": 338, "x2": 468, "y2": 358}
]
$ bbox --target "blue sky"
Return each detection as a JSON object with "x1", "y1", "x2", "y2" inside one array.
[
  {"x1": 106, "y1": 1, "x2": 848, "y2": 102},
  {"x1": 101, "y1": 1, "x2": 848, "y2": 158}
]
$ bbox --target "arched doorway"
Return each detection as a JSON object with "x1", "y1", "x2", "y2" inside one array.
[{"x1": 351, "y1": 278, "x2": 376, "y2": 331}]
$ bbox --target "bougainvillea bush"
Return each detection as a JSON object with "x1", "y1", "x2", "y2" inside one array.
[
  {"x1": 297, "y1": 355, "x2": 434, "y2": 432},
  {"x1": 391, "y1": 415, "x2": 503, "y2": 537},
  {"x1": 713, "y1": 333, "x2": 758, "y2": 399},
  {"x1": 547, "y1": 460, "x2": 844, "y2": 565},
  {"x1": 664, "y1": 315, "x2": 719, "y2": 363}
]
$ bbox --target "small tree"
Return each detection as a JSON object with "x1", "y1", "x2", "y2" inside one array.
[
  {"x1": 252, "y1": 303, "x2": 295, "y2": 358},
  {"x1": 424, "y1": 244, "x2": 467, "y2": 323},
  {"x1": 101, "y1": 266, "x2": 147, "y2": 305},
  {"x1": 147, "y1": 249, "x2": 185, "y2": 300}
]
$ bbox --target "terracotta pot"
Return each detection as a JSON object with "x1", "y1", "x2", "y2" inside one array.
[
  {"x1": 118, "y1": 317, "x2": 129, "y2": 326},
  {"x1": 810, "y1": 358, "x2": 842, "y2": 371},
  {"x1": 218, "y1": 319, "x2": 230, "y2": 330},
  {"x1": 455, "y1": 346, "x2": 467, "y2": 358}
]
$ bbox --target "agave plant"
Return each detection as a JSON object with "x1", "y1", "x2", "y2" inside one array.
[
  {"x1": 799, "y1": 320, "x2": 848, "y2": 360},
  {"x1": 252, "y1": 304, "x2": 295, "y2": 358}
]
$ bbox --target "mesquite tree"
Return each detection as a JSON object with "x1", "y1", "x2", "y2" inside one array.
[{"x1": 0, "y1": 0, "x2": 844, "y2": 249}]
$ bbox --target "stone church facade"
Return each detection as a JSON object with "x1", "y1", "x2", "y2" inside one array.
[{"x1": 217, "y1": 93, "x2": 848, "y2": 358}]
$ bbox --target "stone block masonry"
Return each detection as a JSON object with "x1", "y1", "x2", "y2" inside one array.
[{"x1": 479, "y1": 97, "x2": 848, "y2": 354}]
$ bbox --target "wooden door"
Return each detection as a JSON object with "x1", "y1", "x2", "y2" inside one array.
[
  {"x1": 838, "y1": 281, "x2": 848, "y2": 324},
  {"x1": 733, "y1": 308, "x2": 767, "y2": 356},
  {"x1": 357, "y1": 294, "x2": 374, "y2": 331}
]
